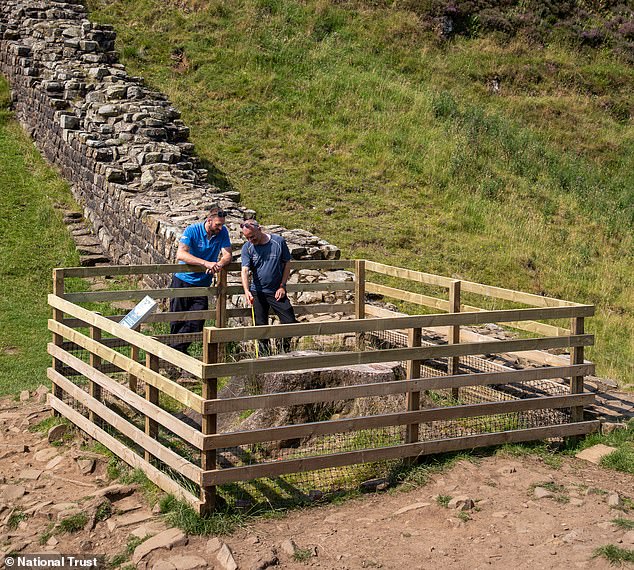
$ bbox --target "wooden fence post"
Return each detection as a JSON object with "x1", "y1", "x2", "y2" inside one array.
[
  {"x1": 448, "y1": 280, "x2": 461, "y2": 401},
  {"x1": 215, "y1": 270, "x2": 227, "y2": 362},
  {"x1": 129, "y1": 345, "x2": 139, "y2": 393},
  {"x1": 51, "y1": 269, "x2": 65, "y2": 415},
  {"x1": 405, "y1": 327, "x2": 422, "y2": 447},
  {"x1": 200, "y1": 328, "x2": 218, "y2": 515},
  {"x1": 89, "y1": 325, "x2": 102, "y2": 426},
  {"x1": 570, "y1": 317, "x2": 585, "y2": 423},
  {"x1": 145, "y1": 353, "x2": 159, "y2": 464},
  {"x1": 355, "y1": 260, "x2": 366, "y2": 349}
]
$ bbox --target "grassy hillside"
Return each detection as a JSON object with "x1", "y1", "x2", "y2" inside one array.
[
  {"x1": 0, "y1": 76, "x2": 80, "y2": 395},
  {"x1": 83, "y1": 0, "x2": 633, "y2": 383}
]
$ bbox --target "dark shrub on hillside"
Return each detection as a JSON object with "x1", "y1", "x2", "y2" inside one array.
[{"x1": 401, "y1": 0, "x2": 634, "y2": 58}]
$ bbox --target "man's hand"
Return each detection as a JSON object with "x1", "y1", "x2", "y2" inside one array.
[
  {"x1": 275, "y1": 287, "x2": 286, "y2": 301},
  {"x1": 204, "y1": 261, "x2": 222, "y2": 274},
  {"x1": 245, "y1": 291, "x2": 254, "y2": 305}
]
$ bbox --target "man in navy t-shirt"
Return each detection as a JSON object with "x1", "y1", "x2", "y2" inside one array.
[
  {"x1": 169, "y1": 207, "x2": 232, "y2": 354},
  {"x1": 240, "y1": 220, "x2": 297, "y2": 355}
]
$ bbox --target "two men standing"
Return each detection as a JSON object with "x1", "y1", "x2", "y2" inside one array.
[{"x1": 170, "y1": 210, "x2": 296, "y2": 356}]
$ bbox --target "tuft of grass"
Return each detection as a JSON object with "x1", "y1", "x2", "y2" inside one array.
[
  {"x1": 7, "y1": 509, "x2": 27, "y2": 530},
  {"x1": 457, "y1": 511, "x2": 471, "y2": 522},
  {"x1": 293, "y1": 547, "x2": 313, "y2": 562},
  {"x1": 28, "y1": 415, "x2": 71, "y2": 434},
  {"x1": 601, "y1": 448, "x2": 634, "y2": 475},
  {"x1": 593, "y1": 544, "x2": 634, "y2": 565},
  {"x1": 612, "y1": 518, "x2": 634, "y2": 530},
  {"x1": 57, "y1": 513, "x2": 88, "y2": 533},
  {"x1": 160, "y1": 496, "x2": 246, "y2": 536},
  {"x1": 436, "y1": 495, "x2": 452, "y2": 508}
]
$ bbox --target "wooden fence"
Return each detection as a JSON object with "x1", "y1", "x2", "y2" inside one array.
[{"x1": 48, "y1": 260, "x2": 598, "y2": 514}]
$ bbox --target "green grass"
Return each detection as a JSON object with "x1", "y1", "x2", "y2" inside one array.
[
  {"x1": 436, "y1": 494, "x2": 452, "y2": 508},
  {"x1": 593, "y1": 544, "x2": 634, "y2": 565},
  {"x1": 613, "y1": 518, "x2": 634, "y2": 531},
  {"x1": 83, "y1": 0, "x2": 634, "y2": 384},
  {"x1": 571, "y1": 420, "x2": 634, "y2": 475},
  {"x1": 0, "y1": 76, "x2": 80, "y2": 396},
  {"x1": 57, "y1": 513, "x2": 88, "y2": 533}
]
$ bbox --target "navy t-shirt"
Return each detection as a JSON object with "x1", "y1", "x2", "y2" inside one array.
[
  {"x1": 241, "y1": 234, "x2": 291, "y2": 293},
  {"x1": 175, "y1": 223, "x2": 231, "y2": 286}
]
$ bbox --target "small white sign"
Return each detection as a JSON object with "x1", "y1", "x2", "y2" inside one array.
[{"x1": 119, "y1": 295, "x2": 158, "y2": 330}]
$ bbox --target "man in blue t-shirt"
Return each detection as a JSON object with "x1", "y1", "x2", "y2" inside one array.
[
  {"x1": 169, "y1": 207, "x2": 232, "y2": 354},
  {"x1": 240, "y1": 220, "x2": 297, "y2": 355}
]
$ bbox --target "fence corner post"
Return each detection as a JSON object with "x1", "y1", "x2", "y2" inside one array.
[
  {"x1": 355, "y1": 260, "x2": 366, "y2": 349},
  {"x1": 448, "y1": 280, "x2": 461, "y2": 400},
  {"x1": 405, "y1": 327, "x2": 422, "y2": 450},
  {"x1": 570, "y1": 317, "x2": 585, "y2": 423},
  {"x1": 200, "y1": 327, "x2": 218, "y2": 515}
]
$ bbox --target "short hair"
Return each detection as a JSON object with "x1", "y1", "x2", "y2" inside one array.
[
  {"x1": 208, "y1": 207, "x2": 228, "y2": 219},
  {"x1": 240, "y1": 220, "x2": 260, "y2": 230}
]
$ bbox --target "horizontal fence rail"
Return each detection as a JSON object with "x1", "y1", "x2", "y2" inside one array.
[{"x1": 48, "y1": 260, "x2": 598, "y2": 514}]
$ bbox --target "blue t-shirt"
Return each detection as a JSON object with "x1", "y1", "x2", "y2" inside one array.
[
  {"x1": 175, "y1": 223, "x2": 231, "y2": 286},
  {"x1": 241, "y1": 234, "x2": 291, "y2": 293}
]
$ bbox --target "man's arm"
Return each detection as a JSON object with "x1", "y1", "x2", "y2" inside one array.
[
  {"x1": 218, "y1": 246, "x2": 232, "y2": 269},
  {"x1": 275, "y1": 260, "x2": 292, "y2": 301},
  {"x1": 241, "y1": 266, "x2": 254, "y2": 305},
  {"x1": 176, "y1": 243, "x2": 228, "y2": 274}
]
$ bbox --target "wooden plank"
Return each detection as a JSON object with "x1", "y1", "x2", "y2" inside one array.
[
  {"x1": 60, "y1": 260, "x2": 354, "y2": 278},
  {"x1": 202, "y1": 334, "x2": 594, "y2": 378},
  {"x1": 224, "y1": 282, "x2": 353, "y2": 296},
  {"x1": 226, "y1": 304, "x2": 355, "y2": 318},
  {"x1": 205, "y1": 305, "x2": 594, "y2": 343},
  {"x1": 365, "y1": 261, "x2": 455, "y2": 288},
  {"x1": 205, "y1": 393, "x2": 595, "y2": 449},
  {"x1": 49, "y1": 395, "x2": 201, "y2": 509},
  {"x1": 59, "y1": 263, "x2": 205, "y2": 278},
  {"x1": 48, "y1": 369, "x2": 201, "y2": 483},
  {"x1": 364, "y1": 304, "x2": 570, "y2": 337},
  {"x1": 459, "y1": 304, "x2": 571, "y2": 336},
  {"x1": 62, "y1": 310, "x2": 215, "y2": 327},
  {"x1": 47, "y1": 323, "x2": 204, "y2": 413},
  {"x1": 366, "y1": 282, "x2": 450, "y2": 311},
  {"x1": 47, "y1": 344, "x2": 205, "y2": 448},
  {"x1": 64, "y1": 287, "x2": 213, "y2": 303},
  {"x1": 203, "y1": 364, "x2": 595, "y2": 414},
  {"x1": 48, "y1": 295, "x2": 203, "y2": 377},
  {"x1": 364, "y1": 261, "x2": 579, "y2": 308},
  {"x1": 202, "y1": 421, "x2": 599, "y2": 485}
]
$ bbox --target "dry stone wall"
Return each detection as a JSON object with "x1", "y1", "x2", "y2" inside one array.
[{"x1": 0, "y1": 0, "x2": 340, "y2": 287}]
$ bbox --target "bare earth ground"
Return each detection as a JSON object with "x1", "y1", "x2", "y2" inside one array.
[{"x1": 2, "y1": 396, "x2": 634, "y2": 570}]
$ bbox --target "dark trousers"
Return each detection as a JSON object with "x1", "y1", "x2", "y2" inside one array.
[
  {"x1": 252, "y1": 291, "x2": 297, "y2": 355},
  {"x1": 169, "y1": 276, "x2": 208, "y2": 354}
]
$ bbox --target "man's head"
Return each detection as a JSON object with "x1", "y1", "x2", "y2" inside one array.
[
  {"x1": 240, "y1": 220, "x2": 263, "y2": 244},
  {"x1": 205, "y1": 207, "x2": 227, "y2": 236}
]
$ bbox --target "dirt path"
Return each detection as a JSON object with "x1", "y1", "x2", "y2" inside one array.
[{"x1": 2, "y1": 396, "x2": 634, "y2": 569}]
